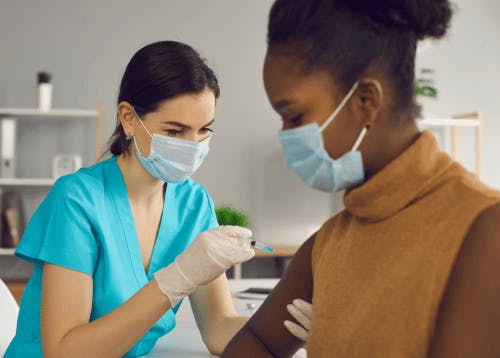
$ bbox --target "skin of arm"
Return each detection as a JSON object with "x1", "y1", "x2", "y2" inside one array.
[
  {"x1": 428, "y1": 202, "x2": 500, "y2": 357},
  {"x1": 41, "y1": 263, "x2": 172, "y2": 358},
  {"x1": 222, "y1": 234, "x2": 315, "y2": 358},
  {"x1": 190, "y1": 274, "x2": 249, "y2": 355}
]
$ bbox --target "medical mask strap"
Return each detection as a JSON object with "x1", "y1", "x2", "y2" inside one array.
[
  {"x1": 130, "y1": 108, "x2": 153, "y2": 157},
  {"x1": 351, "y1": 125, "x2": 369, "y2": 152},
  {"x1": 133, "y1": 136, "x2": 143, "y2": 156},
  {"x1": 319, "y1": 81, "x2": 360, "y2": 132},
  {"x1": 132, "y1": 108, "x2": 153, "y2": 138}
]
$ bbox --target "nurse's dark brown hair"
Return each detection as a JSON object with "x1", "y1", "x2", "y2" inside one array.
[{"x1": 107, "y1": 41, "x2": 220, "y2": 156}]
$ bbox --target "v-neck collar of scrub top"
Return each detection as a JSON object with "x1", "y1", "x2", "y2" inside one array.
[{"x1": 106, "y1": 156, "x2": 174, "y2": 286}]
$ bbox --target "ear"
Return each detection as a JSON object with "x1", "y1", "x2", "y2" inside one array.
[
  {"x1": 117, "y1": 101, "x2": 137, "y2": 137},
  {"x1": 355, "y1": 78, "x2": 383, "y2": 127}
]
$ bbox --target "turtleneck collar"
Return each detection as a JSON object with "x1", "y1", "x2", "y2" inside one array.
[{"x1": 343, "y1": 130, "x2": 454, "y2": 221}]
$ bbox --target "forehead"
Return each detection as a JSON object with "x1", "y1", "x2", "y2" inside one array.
[
  {"x1": 152, "y1": 88, "x2": 215, "y2": 123},
  {"x1": 263, "y1": 51, "x2": 335, "y2": 108}
]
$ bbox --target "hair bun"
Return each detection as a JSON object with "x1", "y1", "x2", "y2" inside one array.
[{"x1": 343, "y1": 0, "x2": 453, "y2": 40}]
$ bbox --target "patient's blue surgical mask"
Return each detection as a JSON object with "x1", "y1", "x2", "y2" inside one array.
[
  {"x1": 279, "y1": 81, "x2": 368, "y2": 192},
  {"x1": 133, "y1": 110, "x2": 210, "y2": 183}
]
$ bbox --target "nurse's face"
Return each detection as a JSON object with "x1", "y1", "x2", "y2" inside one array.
[
  {"x1": 263, "y1": 50, "x2": 367, "y2": 161},
  {"x1": 122, "y1": 87, "x2": 216, "y2": 157}
]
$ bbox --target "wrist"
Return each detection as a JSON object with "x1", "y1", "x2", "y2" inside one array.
[
  {"x1": 149, "y1": 278, "x2": 172, "y2": 309},
  {"x1": 154, "y1": 261, "x2": 197, "y2": 307}
]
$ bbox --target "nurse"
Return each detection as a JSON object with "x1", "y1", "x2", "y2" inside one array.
[{"x1": 5, "y1": 41, "x2": 257, "y2": 357}]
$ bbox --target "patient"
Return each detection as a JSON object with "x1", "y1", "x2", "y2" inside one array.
[{"x1": 223, "y1": 0, "x2": 500, "y2": 357}]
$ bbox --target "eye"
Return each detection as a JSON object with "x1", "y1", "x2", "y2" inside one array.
[
  {"x1": 200, "y1": 127, "x2": 214, "y2": 134},
  {"x1": 287, "y1": 114, "x2": 303, "y2": 126},
  {"x1": 166, "y1": 129, "x2": 183, "y2": 136}
]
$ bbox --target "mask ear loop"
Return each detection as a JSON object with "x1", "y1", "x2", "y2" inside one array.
[
  {"x1": 320, "y1": 81, "x2": 360, "y2": 132},
  {"x1": 131, "y1": 107, "x2": 153, "y2": 157},
  {"x1": 131, "y1": 107, "x2": 153, "y2": 138},
  {"x1": 351, "y1": 124, "x2": 370, "y2": 152}
]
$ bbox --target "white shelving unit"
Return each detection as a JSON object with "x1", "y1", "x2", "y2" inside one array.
[
  {"x1": 0, "y1": 104, "x2": 103, "y2": 255},
  {"x1": 0, "y1": 248, "x2": 15, "y2": 255},
  {"x1": 419, "y1": 118, "x2": 480, "y2": 128},
  {"x1": 0, "y1": 178, "x2": 55, "y2": 187},
  {"x1": 0, "y1": 108, "x2": 98, "y2": 118},
  {"x1": 0, "y1": 106, "x2": 103, "y2": 157},
  {"x1": 419, "y1": 112, "x2": 483, "y2": 178}
]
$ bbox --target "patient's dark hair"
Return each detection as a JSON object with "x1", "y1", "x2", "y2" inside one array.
[
  {"x1": 267, "y1": 0, "x2": 452, "y2": 115},
  {"x1": 108, "y1": 41, "x2": 220, "y2": 156}
]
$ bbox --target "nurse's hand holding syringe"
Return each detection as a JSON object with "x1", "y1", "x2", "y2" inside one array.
[{"x1": 154, "y1": 225, "x2": 260, "y2": 306}]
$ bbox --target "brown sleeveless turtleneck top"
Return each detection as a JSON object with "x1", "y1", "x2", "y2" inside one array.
[{"x1": 307, "y1": 131, "x2": 500, "y2": 357}]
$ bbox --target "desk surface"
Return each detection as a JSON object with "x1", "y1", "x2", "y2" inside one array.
[{"x1": 146, "y1": 279, "x2": 306, "y2": 357}]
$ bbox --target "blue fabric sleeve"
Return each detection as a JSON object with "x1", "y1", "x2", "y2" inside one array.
[
  {"x1": 15, "y1": 176, "x2": 98, "y2": 277},
  {"x1": 204, "y1": 189, "x2": 219, "y2": 230}
]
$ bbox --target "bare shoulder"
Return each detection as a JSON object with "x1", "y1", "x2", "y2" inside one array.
[
  {"x1": 461, "y1": 201, "x2": 500, "y2": 266},
  {"x1": 428, "y1": 202, "x2": 500, "y2": 357}
]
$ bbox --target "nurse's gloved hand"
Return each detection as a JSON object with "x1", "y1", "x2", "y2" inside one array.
[
  {"x1": 154, "y1": 225, "x2": 255, "y2": 306},
  {"x1": 284, "y1": 299, "x2": 313, "y2": 342}
]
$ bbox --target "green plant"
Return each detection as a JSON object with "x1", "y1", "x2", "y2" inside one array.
[
  {"x1": 215, "y1": 206, "x2": 250, "y2": 227},
  {"x1": 415, "y1": 68, "x2": 438, "y2": 98},
  {"x1": 414, "y1": 68, "x2": 438, "y2": 118}
]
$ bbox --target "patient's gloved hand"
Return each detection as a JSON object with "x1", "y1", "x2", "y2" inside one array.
[
  {"x1": 284, "y1": 299, "x2": 313, "y2": 342},
  {"x1": 154, "y1": 226, "x2": 255, "y2": 306}
]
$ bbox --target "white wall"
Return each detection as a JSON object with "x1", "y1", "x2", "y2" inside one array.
[
  {"x1": 416, "y1": 0, "x2": 500, "y2": 187},
  {"x1": 0, "y1": 0, "x2": 498, "y2": 247}
]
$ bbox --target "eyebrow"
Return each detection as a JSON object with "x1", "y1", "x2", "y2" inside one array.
[{"x1": 163, "y1": 119, "x2": 215, "y2": 130}]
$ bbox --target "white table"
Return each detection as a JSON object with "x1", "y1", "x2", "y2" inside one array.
[{"x1": 145, "y1": 279, "x2": 306, "y2": 357}]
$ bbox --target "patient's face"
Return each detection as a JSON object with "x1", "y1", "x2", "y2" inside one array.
[{"x1": 263, "y1": 49, "x2": 365, "y2": 160}]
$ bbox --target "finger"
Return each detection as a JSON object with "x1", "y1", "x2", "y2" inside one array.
[
  {"x1": 236, "y1": 247, "x2": 255, "y2": 263},
  {"x1": 284, "y1": 320, "x2": 308, "y2": 342},
  {"x1": 287, "y1": 304, "x2": 311, "y2": 330},
  {"x1": 293, "y1": 299, "x2": 313, "y2": 318},
  {"x1": 218, "y1": 225, "x2": 253, "y2": 239}
]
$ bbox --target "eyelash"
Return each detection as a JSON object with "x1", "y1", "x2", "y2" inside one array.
[
  {"x1": 165, "y1": 128, "x2": 213, "y2": 136},
  {"x1": 288, "y1": 114, "x2": 303, "y2": 125}
]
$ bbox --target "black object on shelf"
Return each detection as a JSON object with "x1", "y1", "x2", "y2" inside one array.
[{"x1": 0, "y1": 189, "x2": 26, "y2": 248}]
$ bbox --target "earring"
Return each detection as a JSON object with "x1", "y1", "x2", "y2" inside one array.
[{"x1": 125, "y1": 134, "x2": 132, "y2": 141}]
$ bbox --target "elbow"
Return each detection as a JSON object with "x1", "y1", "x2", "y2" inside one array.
[{"x1": 202, "y1": 335, "x2": 226, "y2": 356}]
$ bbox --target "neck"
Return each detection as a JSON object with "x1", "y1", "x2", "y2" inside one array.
[
  {"x1": 116, "y1": 151, "x2": 164, "y2": 204},
  {"x1": 362, "y1": 119, "x2": 421, "y2": 180}
]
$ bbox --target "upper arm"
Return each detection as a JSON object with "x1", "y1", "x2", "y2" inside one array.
[
  {"x1": 223, "y1": 233, "x2": 315, "y2": 357},
  {"x1": 41, "y1": 263, "x2": 93, "y2": 356},
  {"x1": 428, "y1": 203, "x2": 500, "y2": 358}
]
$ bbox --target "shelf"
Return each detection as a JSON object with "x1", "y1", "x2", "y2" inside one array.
[
  {"x1": 0, "y1": 108, "x2": 98, "y2": 118},
  {"x1": 0, "y1": 178, "x2": 55, "y2": 186},
  {"x1": 0, "y1": 248, "x2": 15, "y2": 255},
  {"x1": 419, "y1": 118, "x2": 480, "y2": 127}
]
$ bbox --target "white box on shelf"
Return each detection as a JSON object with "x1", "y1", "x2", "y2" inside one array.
[
  {"x1": 1, "y1": 118, "x2": 17, "y2": 178},
  {"x1": 52, "y1": 154, "x2": 82, "y2": 179}
]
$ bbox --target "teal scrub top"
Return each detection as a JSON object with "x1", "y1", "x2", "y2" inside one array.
[{"x1": 5, "y1": 157, "x2": 219, "y2": 357}]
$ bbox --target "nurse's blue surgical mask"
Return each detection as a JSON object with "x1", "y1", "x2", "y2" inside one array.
[
  {"x1": 279, "y1": 81, "x2": 368, "y2": 192},
  {"x1": 132, "y1": 109, "x2": 210, "y2": 183}
]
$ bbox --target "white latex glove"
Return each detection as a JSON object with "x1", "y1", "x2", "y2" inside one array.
[
  {"x1": 284, "y1": 299, "x2": 313, "y2": 342},
  {"x1": 154, "y1": 225, "x2": 255, "y2": 306}
]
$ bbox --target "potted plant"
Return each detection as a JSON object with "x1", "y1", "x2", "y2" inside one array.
[
  {"x1": 215, "y1": 206, "x2": 250, "y2": 228},
  {"x1": 414, "y1": 68, "x2": 438, "y2": 118}
]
